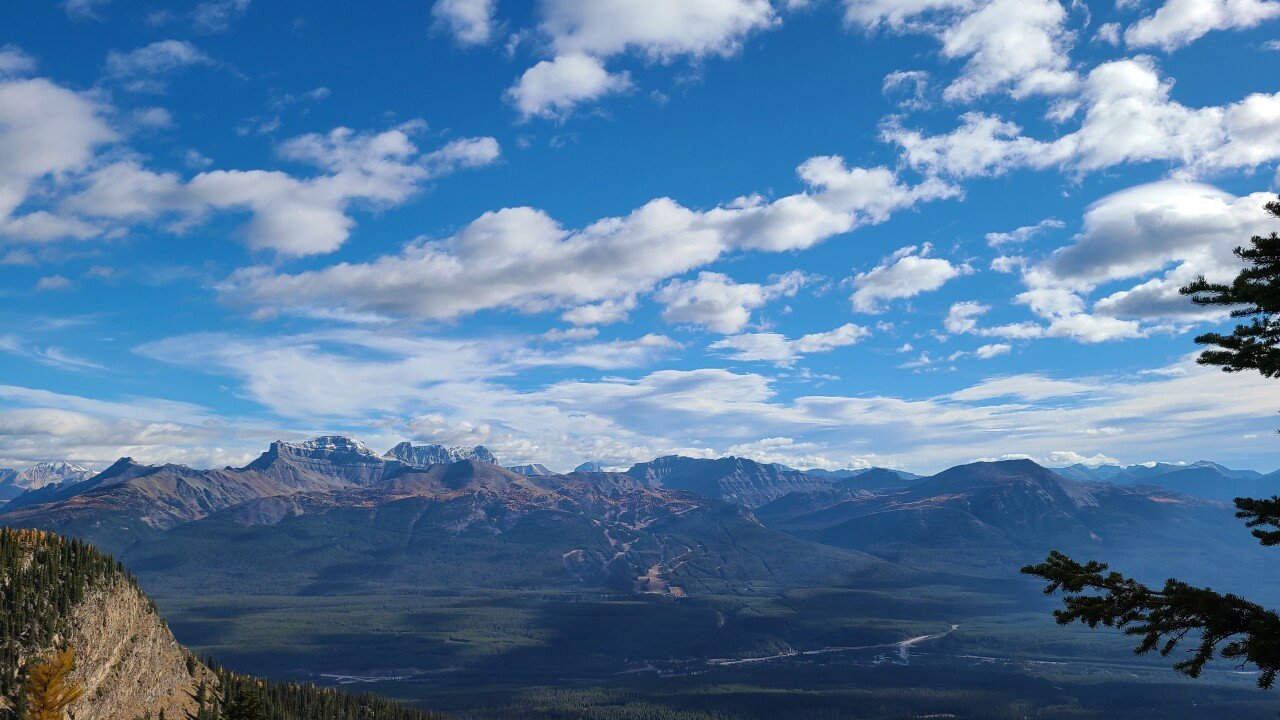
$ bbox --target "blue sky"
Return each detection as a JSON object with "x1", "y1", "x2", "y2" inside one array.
[{"x1": 3, "y1": 0, "x2": 1280, "y2": 473}]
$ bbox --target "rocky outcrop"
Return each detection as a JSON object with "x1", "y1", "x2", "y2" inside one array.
[
  {"x1": 62, "y1": 576, "x2": 214, "y2": 720},
  {"x1": 625, "y1": 455, "x2": 831, "y2": 508},
  {"x1": 506, "y1": 463, "x2": 554, "y2": 476},
  {"x1": 385, "y1": 442, "x2": 497, "y2": 467}
]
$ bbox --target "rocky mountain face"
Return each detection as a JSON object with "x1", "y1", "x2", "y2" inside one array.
[
  {"x1": 625, "y1": 455, "x2": 832, "y2": 508},
  {"x1": 0, "y1": 438, "x2": 502, "y2": 547},
  {"x1": 65, "y1": 575, "x2": 214, "y2": 720},
  {"x1": 506, "y1": 463, "x2": 554, "y2": 476},
  {"x1": 384, "y1": 441, "x2": 497, "y2": 466},
  {"x1": 0, "y1": 529, "x2": 212, "y2": 720},
  {"x1": 574, "y1": 461, "x2": 605, "y2": 473}
]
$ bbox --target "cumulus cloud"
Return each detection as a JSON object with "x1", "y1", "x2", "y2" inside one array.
[
  {"x1": 562, "y1": 295, "x2": 638, "y2": 326},
  {"x1": 62, "y1": 125, "x2": 500, "y2": 256},
  {"x1": 845, "y1": 0, "x2": 1078, "y2": 101},
  {"x1": 709, "y1": 323, "x2": 870, "y2": 365},
  {"x1": 656, "y1": 270, "x2": 808, "y2": 333},
  {"x1": 1125, "y1": 0, "x2": 1280, "y2": 50},
  {"x1": 507, "y1": 0, "x2": 778, "y2": 118},
  {"x1": 851, "y1": 243, "x2": 970, "y2": 313},
  {"x1": 944, "y1": 300, "x2": 1045, "y2": 339},
  {"x1": 1013, "y1": 181, "x2": 1280, "y2": 334},
  {"x1": 542, "y1": 0, "x2": 777, "y2": 59},
  {"x1": 221, "y1": 156, "x2": 955, "y2": 321},
  {"x1": 961, "y1": 175, "x2": 1269, "y2": 342},
  {"x1": 0, "y1": 385, "x2": 270, "y2": 469},
  {"x1": 0, "y1": 75, "x2": 115, "y2": 241},
  {"x1": 506, "y1": 53, "x2": 632, "y2": 120},
  {"x1": 938, "y1": 0, "x2": 1078, "y2": 100},
  {"x1": 974, "y1": 342, "x2": 1011, "y2": 358},
  {"x1": 432, "y1": 0, "x2": 496, "y2": 45},
  {"x1": 887, "y1": 56, "x2": 1280, "y2": 179}
]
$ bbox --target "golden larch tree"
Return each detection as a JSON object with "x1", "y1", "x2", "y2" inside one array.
[{"x1": 22, "y1": 648, "x2": 83, "y2": 720}]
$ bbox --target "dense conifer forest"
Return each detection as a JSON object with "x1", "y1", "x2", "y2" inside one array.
[
  {"x1": 0, "y1": 528, "x2": 128, "y2": 708},
  {"x1": 188, "y1": 661, "x2": 447, "y2": 720}
]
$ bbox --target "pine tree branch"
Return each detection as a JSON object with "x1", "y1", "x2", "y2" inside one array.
[{"x1": 1022, "y1": 551, "x2": 1280, "y2": 688}]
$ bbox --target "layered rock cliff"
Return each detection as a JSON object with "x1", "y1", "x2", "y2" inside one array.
[{"x1": 62, "y1": 576, "x2": 213, "y2": 720}]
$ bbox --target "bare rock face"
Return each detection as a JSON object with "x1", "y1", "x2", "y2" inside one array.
[{"x1": 62, "y1": 577, "x2": 213, "y2": 720}]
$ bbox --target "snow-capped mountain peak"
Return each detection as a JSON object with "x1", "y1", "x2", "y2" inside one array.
[
  {"x1": 384, "y1": 442, "x2": 497, "y2": 467},
  {"x1": 14, "y1": 461, "x2": 94, "y2": 490}
]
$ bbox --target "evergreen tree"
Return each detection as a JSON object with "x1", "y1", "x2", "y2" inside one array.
[
  {"x1": 224, "y1": 687, "x2": 265, "y2": 720},
  {"x1": 1023, "y1": 196, "x2": 1280, "y2": 688},
  {"x1": 21, "y1": 648, "x2": 83, "y2": 720}
]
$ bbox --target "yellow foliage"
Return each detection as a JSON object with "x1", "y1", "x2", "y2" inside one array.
[{"x1": 22, "y1": 648, "x2": 83, "y2": 720}]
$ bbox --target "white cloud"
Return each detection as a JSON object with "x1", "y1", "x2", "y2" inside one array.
[
  {"x1": 882, "y1": 69, "x2": 932, "y2": 109},
  {"x1": 0, "y1": 46, "x2": 37, "y2": 77},
  {"x1": 974, "y1": 342, "x2": 1011, "y2": 358},
  {"x1": 62, "y1": 0, "x2": 109, "y2": 21},
  {"x1": 1095, "y1": 21, "x2": 1123, "y2": 44},
  {"x1": 939, "y1": 0, "x2": 1079, "y2": 100},
  {"x1": 131, "y1": 107, "x2": 173, "y2": 129},
  {"x1": 506, "y1": 53, "x2": 632, "y2": 119},
  {"x1": 40, "y1": 335, "x2": 1280, "y2": 472},
  {"x1": 1016, "y1": 181, "x2": 1280, "y2": 331},
  {"x1": 0, "y1": 385, "x2": 272, "y2": 469},
  {"x1": 1125, "y1": 0, "x2": 1280, "y2": 50},
  {"x1": 656, "y1": 270, "x2": 808, "y2": 333},
  {"x1": 981, "y1": 449, "x2": 1121, "y2": 466},
  {"x1": 63, "y1": 125, "x2": 500, "y2": 256},
  {"x1": 985, "y1": 217, "x2": 1065, "y2": 246},
  {"x1": 105, "y1": 40, "x2": 213, "y2": 93},
  {"x1": 944, "y1": 301, "x2": 989, "y2": 334},
  {"x1": 34, "y1": 275, "x2": 72, "y2": 291},
  {"x1": 508, "y1": 0, "x2": 778, "y2": 119},
  {"x1": 845, "y1": 0, "x2": 1078, "y2": 101},
  {"x1": 432, "y1": 0, "x2": 496, "y2": 45},
  {"x1": 222, "y1": 156, "x2": 954, "y2": 320},
  {"x1": 191, "y1": 0, "x2": 251, "y2": 33},
  {"x1": 851, "y1": 243, "x2": 970, "y2": 313},
  {"x1": 0, "y1": 335, "x2": 104, "y2": 372},
  {"x1": 710, "y1": 322, "x2": 870, "y2": 365},
  {"x1": 562, "y1": 295, "x2": 638, "y2": 326},
  {"x1": 0, "y1": 75, "x2": 114, "y2": 241},
  {"x1": 541, "y1": 0, "x2": 777, "y2": 60},
  {"x1": 950, "y1": 373, "x2": 1097, "y2": 400},
  {"x1": 722, "y1": 436, "x2": 877, "y2": 471},
  {"x1": 887, "y1": 56, "x2": 1280, "y2": 178},
  {"x1": 512, "y1": 333, "x2": 682, "y2": 370}
]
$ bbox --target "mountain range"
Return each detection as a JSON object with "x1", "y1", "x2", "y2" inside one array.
[
  {"x1": 1, "y1": 437, "x2": 1275, "y2": 687},
  {"x1": 1055, "y1": 459, "x2": 1280, "y2": 502}
]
